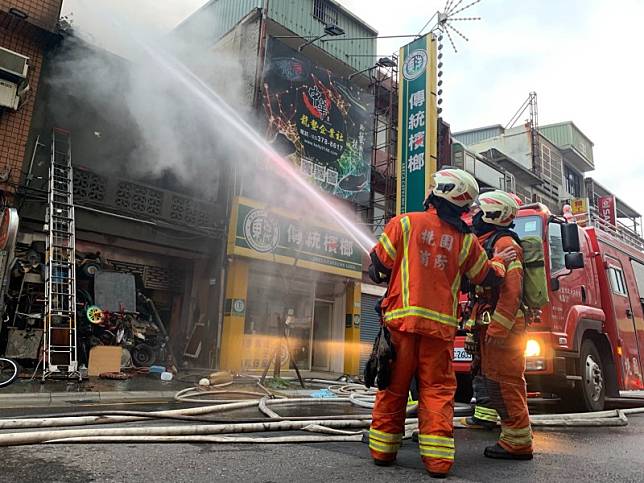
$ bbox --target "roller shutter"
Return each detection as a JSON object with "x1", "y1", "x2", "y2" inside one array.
[{"x1": 360, "y1": 293, "x2": 380, "y2": 374}]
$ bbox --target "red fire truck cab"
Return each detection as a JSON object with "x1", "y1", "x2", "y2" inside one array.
[{"x1": 454, "y1": 203, "x2": 644, "y2": 411}]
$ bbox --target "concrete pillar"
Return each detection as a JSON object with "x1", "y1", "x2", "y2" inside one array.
[
  {"x1": 219, "y1": 258, "x2": 248, "y2": 371},
  {"x1": 344, "y1": 281, "x2": 361, "y2": 375}
]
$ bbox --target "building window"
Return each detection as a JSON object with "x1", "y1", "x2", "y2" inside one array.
[
  {"x1": 313, "y1": 0, "x2": 339, "y2": 25},
  {"x1": 564, "y1": 165, "x2": 582, "y2": 198}
]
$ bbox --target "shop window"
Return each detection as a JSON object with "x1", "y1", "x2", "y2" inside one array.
[
  {"x1": 313, "y1": 0, "x2": 338, "y2": 25},
  {"x1": 548, "y1": 222, "x2": 566, "y2": 273},
  {"x1": 243, "y1": 269, "x2": 314, "y2": 371}
]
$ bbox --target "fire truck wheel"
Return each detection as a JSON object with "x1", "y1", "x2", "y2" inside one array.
[{"x1": 578, "y1": 339, "x2": 606, "y2": 412}]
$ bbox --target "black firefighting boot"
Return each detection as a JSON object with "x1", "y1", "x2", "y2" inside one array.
[{"x1": 484, "y1": 443, "x2": 533, "y2": 460}]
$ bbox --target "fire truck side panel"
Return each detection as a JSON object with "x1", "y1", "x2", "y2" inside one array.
[
  {"x1": 598, "y1": 240, "x2": 644, "y2": 389},
  {"x1": 630, "y1": 259, "x2": 644, "y2": 373}
]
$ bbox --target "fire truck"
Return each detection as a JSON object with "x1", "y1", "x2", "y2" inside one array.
[{"x1": 454, "y1": 203, "x2": 644, "y2": 411}]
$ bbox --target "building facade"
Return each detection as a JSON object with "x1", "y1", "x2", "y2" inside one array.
[
  {"x1": 178, "y1": 0, "x2": 383, "y2": 374},
  {"x1": 453, "y1": 120, "x2": 642, "y2": 242},
  {"x1": 0, "y1": 0, "x2": 62, "y2": 193}
]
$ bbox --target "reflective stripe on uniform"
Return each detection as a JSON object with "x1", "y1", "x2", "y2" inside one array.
[
  {"x1": 418, "y1": 434, "x2": 455, "y2": 460},
  {"x1": 492, "y1": 311, "x2": 515, "y2": 330},
  {"x1": 466, "y1": 252, "x2": 488, "y2": 280},
  {"x1": 379, "y1": 233, "x2": 397, "y2": 261},
  {"x1": 384, "y1": 306, "x2": 458, "y2": 327},
  {"x1": 400, "y1": 216, "x2": 411, "y2": 307},
  {"x1": 474, "y1": 405, "x2": 499, "y2": 422},
  {"x1": 459, "y1": 233, "x2": 474, "y2": 267},
  {"x1": 507, "y1": 260, "x2": 523, "y2": 272},
  {"x1": 369, "y1": 428, "x2": 403, "y2": 443},
  {"x1": 369, "y1": 428, "x2": 402, "y2": 454},
  {"x1": 500, "y1": 426, "x2": 532, "y2": 446},
  {"x1": 492, "y1": 260, "x2": 505, "y2": 272}
]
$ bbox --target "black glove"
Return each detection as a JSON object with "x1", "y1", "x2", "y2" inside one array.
[{"x1": 364, "y1": 326, "x2": 396, "y2": 390}]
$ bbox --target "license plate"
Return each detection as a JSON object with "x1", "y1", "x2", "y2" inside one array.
[{"x1": 453, "y1": 348, "x2": 472, "y2": 362}]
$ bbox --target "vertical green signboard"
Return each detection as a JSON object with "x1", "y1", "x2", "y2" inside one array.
[{"x1": 397, "y1": 33, "x2": 438, "y2": 214}]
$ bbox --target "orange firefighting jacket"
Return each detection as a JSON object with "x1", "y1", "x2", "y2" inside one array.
[
  {"x1": 474, "y1": 231, "x2": 524, "y2": 338},
  {"x1": 372, "y1": 208, "x2": 507, "y2": 341}
]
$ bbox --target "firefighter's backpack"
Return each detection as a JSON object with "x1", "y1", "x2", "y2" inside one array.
[{"x1": 484, "y1": 230, "x2": 549, "y2": 310}]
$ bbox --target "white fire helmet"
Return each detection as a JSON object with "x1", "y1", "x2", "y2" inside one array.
[
  {"x1": 476, "y1": 190, "x2": 520, "y2": 226},
  {"x1": 431, "y1": 168, "x2": 480, "y2": 208}
]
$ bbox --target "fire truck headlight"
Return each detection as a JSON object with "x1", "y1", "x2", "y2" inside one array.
[{"x1": 525, "y1": 339, "x2": 542, "y2": 358}]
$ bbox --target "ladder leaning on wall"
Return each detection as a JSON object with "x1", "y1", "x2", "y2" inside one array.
[{"x1": 42, "y1": 127, "x2": 80, "y2": 381}]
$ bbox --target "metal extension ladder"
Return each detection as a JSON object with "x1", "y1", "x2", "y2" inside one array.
[{"x1": 42, "y1": 128, "x2": 80, "y2": 380}]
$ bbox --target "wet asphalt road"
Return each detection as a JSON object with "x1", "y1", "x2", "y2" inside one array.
[{"x1": 1, "y1": 403, "x2": 643, "y2": 483}]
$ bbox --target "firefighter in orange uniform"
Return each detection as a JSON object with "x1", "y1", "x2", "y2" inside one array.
[
  {"x1": 367, "y1": 169, "x2": 517, "y2": 478},
  {"x1": 468, "y1": 190, "x2": 533, "y2": 459}
]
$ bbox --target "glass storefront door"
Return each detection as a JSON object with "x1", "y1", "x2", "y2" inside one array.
[
  {"x1": 312, "y1": 300, "x2": 333, "y2": 371},
  {"x1": 242, "y1": 265, "x2": 314, "y2": 371}
]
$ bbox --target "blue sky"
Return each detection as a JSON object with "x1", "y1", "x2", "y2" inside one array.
[{"x1": 62, "y1": 0, "x2": 644, "y2": 217}]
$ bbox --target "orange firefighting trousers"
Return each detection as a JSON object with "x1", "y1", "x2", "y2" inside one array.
[
  {"x1": 481, "y1": 330, "x2": 533, "y2": 455},
  {"x1": 369, "y1": 329, "x2": 456, "y2": 475}
]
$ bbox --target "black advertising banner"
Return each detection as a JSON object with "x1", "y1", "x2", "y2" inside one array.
[{"x1": 262, "y1": 38, "x2": 373, "y2": 205}]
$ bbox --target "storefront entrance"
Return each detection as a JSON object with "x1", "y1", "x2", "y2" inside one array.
[
  {"x1": 239, "y1": 261, "x2": 345, "y2": 373},
  {"x1": 312, "y1": 300, "x2": 333, "y2": 371}
]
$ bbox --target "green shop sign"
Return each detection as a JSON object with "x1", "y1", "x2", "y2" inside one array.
[
  {"x1": 397, "y1": 33, "x2": 438, "y2": 214},
  {"x1": 228, "y1": 197, "x2": 363, "y2": 279}
]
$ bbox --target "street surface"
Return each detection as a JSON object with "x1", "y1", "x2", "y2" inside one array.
[{"x1": 1, "y1": 406, "x2": 643, "y2": 482}]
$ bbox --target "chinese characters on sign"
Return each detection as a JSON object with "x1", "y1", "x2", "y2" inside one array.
[
  {"x1": 262, "y1": 39, "x2": 373, "y2": 205},
  {"x1": 397, "y1": 34, "x2": 437, "y2": 214},
  {"x1": 231, "y1": 198, "x2": 362, "y2": 279}
]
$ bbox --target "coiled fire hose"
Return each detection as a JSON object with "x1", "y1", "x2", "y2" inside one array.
[{"x1": 0, "y1": 378, "x2": 642, "y2": 447}]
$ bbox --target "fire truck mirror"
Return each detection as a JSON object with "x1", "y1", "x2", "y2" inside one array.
[
  {"x1": 561, "y1": 223, "x2": 581, "y2": 253},
  {"x1": 564, "y1": 252, "x2": 584, "y2": 270}
]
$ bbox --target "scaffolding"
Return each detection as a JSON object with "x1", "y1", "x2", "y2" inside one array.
[{"x1": 360, "y1": 55, "x2": 399, "y2": 236}]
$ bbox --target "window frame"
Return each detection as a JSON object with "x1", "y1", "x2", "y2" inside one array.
[
  {"x1": 547, "y1": 221, "x2": 567, "y2": 275},
  {"x1": 607, "y1": 266, "x2": 628, "y2": 297},
  {"x1": 312, "y1": 0, "x2": 339, "y2": 25}
]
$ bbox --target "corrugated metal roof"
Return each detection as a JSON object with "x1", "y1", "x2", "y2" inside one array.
[
  {"x1": 268, "y1": 0, "x2": 376, "y2": 72},
  {"x1": 453, "y1": 124, "x2": 505, "y2": 146},
  {"x1": 174, "y1": 0, "x2": 262, "y2": 45},
  {"x1": 176, "y1": 0, "x2": 377, "y2": 72}
]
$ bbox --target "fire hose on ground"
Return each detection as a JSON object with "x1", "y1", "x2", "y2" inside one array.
[{"x1": 0, "y1": 381, "x2": 642, "y2": 447}]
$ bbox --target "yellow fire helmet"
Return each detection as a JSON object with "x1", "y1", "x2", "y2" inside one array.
[
  {"x1": 431, "y1": 168, "x2": 479, "y2": 208},
  {"x1": 476, "y1": 190, "x2": 520, "y2": 227}
]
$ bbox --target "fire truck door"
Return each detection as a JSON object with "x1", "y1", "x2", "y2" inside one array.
[{"x1": 606, "y1": 257, "x2": 643, "y2": 390}]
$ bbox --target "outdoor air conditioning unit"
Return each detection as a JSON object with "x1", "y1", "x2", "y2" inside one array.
[{"x1": 0, "y1": 46, "x2": 30, "y2": 111}]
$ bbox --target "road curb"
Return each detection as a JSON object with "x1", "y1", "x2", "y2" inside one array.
[{"x1": 0, "y1": 390, "x2": 177, "y2": 408}]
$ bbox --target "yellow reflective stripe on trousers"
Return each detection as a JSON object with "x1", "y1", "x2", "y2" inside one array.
[
  {"x1": 418, "y1": 434, "x2": 455, "y2": 460},
  {"x1": 475, "y1": 406, "x2": 499, "y2": 422},
  {"x1": 507, "y1": 260, "x2": 523, "y2": 272},
  {"x1": 466, "y1": 252, "x2": 488, "y2": 280},
  {"x1": 418, "y1": 434, "x2": 454, "y2": 448},
  {"x1": 500, "y1": 426, "x2": 532, "y2": 446},
  {"x1": 492, "y1": 311, "x2": 515, "y2": 330},
  {"x1": 378, "y1": 233, "x2": 396, "y2": 261},
  {"x1": 459, "y1": 233, "x2": 473, "y2": 267},
  {"x1": 369, "y1": 428, "x2": 402, "y2": 443},
  {"x1": 420, "y1": 447, "x2": 456, "y2": 460},
  {"x1": 369, "y1": 438, "x2": 401, "y2": 453},
  {"x1": 400, "y1": 216, "x2": 411, "y2": 307},
  {"x1": 384, "y1": 306, "x2": 458, "y2": 327},
  {"x1": 369, "y1": 428, "x2": 402, "y2": 453}
]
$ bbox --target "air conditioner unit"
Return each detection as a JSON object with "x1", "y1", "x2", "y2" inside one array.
[
  {"x1": 0, "y1": 46, "x2": 29, "y2": 82},
  {"x1": 0, "y1": 47, "x2": 30, "y2": 110},
  {"x1": 0, "y1": 79, "x2": 20, "y2": 110}
]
